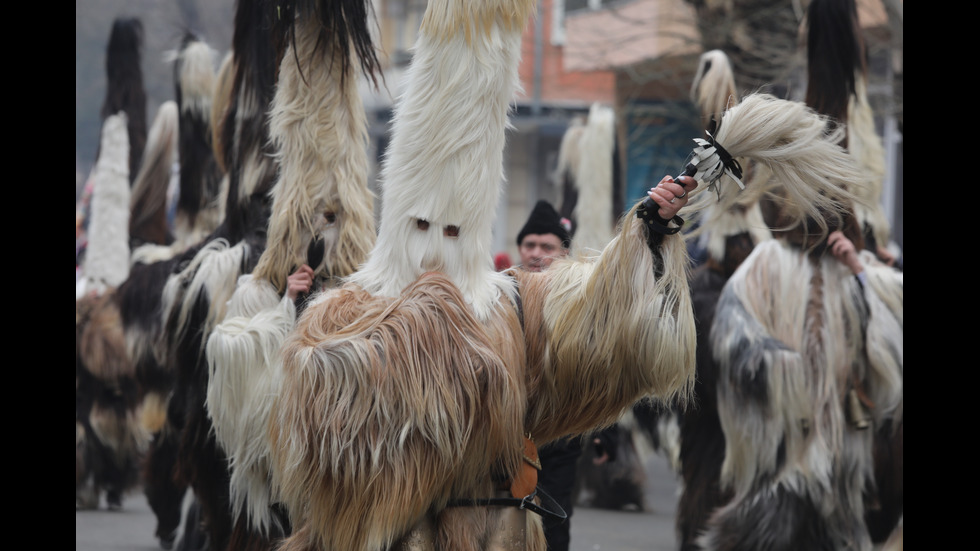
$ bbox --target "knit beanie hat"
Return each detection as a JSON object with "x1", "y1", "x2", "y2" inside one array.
[{"x1": 517, "y1": 200, "x2": 572, "y2": 248}]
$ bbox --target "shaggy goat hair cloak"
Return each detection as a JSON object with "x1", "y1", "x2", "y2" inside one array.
[
  {"x1": 148, "y1": 2, "x2": 290, "y2": 549},
  {"x1": 268, "y1": 0, "x2": 697, "y2": 549},
  {"x1": 205, "y1": 0, "x2": 380, "y2": 541},
  {"x1": 697, "y1": 239, "x2": 902, "y2": 551}
]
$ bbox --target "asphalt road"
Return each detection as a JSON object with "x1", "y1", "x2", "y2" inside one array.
[{"x1": 76, "y1": 447, "x2": 682, "y2": 551}]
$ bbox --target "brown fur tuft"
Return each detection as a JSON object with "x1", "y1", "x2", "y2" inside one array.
[{"x1": 271, "y1": 272, "x2": 526, "y2": 550}]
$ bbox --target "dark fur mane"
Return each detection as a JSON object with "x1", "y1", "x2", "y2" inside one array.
[
  {"x1": 211, "y1": 1, "x2": 286, "y2": 243},
  {"x1": 288, "y1": 0, "x2": 383, "y2": 90},
  {"x1": 101, "y1": 17, "x2": 148, "y2": 185},
  {"x1": 804, "y1": 0, "x2": 865, "y2": 145},
  {"x1": 175, "y1": 32, "x2": 224, "y2": 228}
]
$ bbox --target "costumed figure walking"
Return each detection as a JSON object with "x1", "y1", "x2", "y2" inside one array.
[
  {"x1": 76, "y1": 16, "x2": 157, "y2": 510},
  {"x1": 266, "y1": 0, "x2": 705, "y2": 549},
  {"x1": 76, "y1": 112, "x2": 148, "y2": 512},
  {"x1": 115, "y1": 31, "x2": 226, "y2": 549},
  {"x1": 149, "y1": 3, "x2": 289, "y2": 547},
  {"x1": 799, "y1": 0, "x2": 904, "y2": 545},
  {"x1": 671, "y1": 48, "x2": 772, "y2": 551},
  {"x1": 690, "y1": 49, "x2": 904, "y2": 551},
  {"x1": 77, "y1": 99, "x2": 176, "y2": 514},
  {"x1": 204, "y1": 0, "x2": 381, "y2": 548}
]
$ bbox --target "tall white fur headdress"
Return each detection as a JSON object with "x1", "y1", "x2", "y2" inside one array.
[
  {"x1": 80, "y1": 113, "x2": 131, "y2": 297},
  {"x1": 348, "y1": 0, "x2": 536, "y2": 320},
  {"x1": 554, "y1": 102, "x2": 616, "y2": 256}
]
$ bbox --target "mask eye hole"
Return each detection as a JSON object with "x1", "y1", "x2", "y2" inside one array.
[
  {"x1": 416, "y1": 219, "x2": 430, "y2": 231},
  {"x1": 324, "y1": 212, "x2": 337, "y2": 225},
  {"x1": 443, "y1": 225, "x2": 460, "y2": 238}
]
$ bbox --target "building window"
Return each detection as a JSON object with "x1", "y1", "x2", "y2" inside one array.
[{"x1": 553, "y1": 0, "x2": 620, "y2": 46}]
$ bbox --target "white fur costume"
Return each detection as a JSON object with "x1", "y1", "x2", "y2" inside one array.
[
  {"x1": 698, "y1": 240, "x2": 902, "y2": 551},
  {"x1": 79, "y1": 113, "x2": 131, "y2": 299}
]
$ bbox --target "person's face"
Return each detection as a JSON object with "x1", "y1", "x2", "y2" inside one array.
[{"x1": 519, "y1": 233, "x2": 567, "y2": 272}]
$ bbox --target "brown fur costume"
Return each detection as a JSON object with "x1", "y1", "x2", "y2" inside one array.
[
  {"x1": 260, "y1": 1, "x2": 764, "y2": 549},
  {"x1": 76, "y1": 291, "x2": 148, "y2": 510},
  {"x1": 270, "y1": 205, "x2": 696, "y2": 550},
  {"x1": 76, "y1": 109, "x2": 146, "y2": 511}
]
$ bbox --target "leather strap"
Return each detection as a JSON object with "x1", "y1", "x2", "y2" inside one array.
[{"x1": 446, "y1": 485, "x2": 567, "y2": 522}]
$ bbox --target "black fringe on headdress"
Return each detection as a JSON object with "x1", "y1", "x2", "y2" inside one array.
[
  {"x1": 804, "y1": 0, "x2": 865, "y2": 131},
  {"x1": 289, "y1": 0, "x2": 382, "y2": 89},
  {"x1": 214, "y1": 0, "x2": 288, "y2": 243},
  {"x1": 175, "y1": 32, "x2": 224, "y2": 230},
  {"x1": 101, "y1": 17, "x2": 148, "y2": 184}
]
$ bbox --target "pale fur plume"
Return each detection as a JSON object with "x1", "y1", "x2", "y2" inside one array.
[
  {"x1": 694, "y1": 93, "x2": 872, "y2": 240},
  {"x1": 206, "y1": 275, "x2": 295, "y2": 533},
  {"x1": 520, "y1": 205, "x2": 696, "y2": 443},
  {"x1": 173, "y1": 36, "x2": 226, "y2": 250},
  {"x1": 571, "y1": 103, "x2": 616, "y2": 255},
  {"x1": 690, "y1": 49, "x2": 738, "y2": 131},
  {"x1": 129, "y1": 41, "x2": 219, "y2": 261},
  {"x1": 211, "y1": 51, "x2": 235, "y2": 176},
  {"x1": 270, "y1": 273, "x2": 526, "y2": 551},
  {"x1": 251, "y1": 14, "x2": 375, "y2": 293},
  {"x1": 847, "y1": 77, "x2": 891, "y2": 247},
  {"x1": 348, "y1": 0, "x2": 535, "y2": 321},
  {"x1": 82, "y1": 113, "x2": 131, "y2": 296},
  {"x1": 684, "y1": 50, "x2": 772, "y2": 258},
  {"x1": 176, "y1": 40, "x2": 217, "y2": 120},
  {"x1": 553, "y1": 117, "x2": 584, "y2": 194},
  {"x1": 129, "y1": 100, "x2": 179, "y2": 246},
  {"x1": 161, "y1": 239, "x2": 250, "y2": 350}
]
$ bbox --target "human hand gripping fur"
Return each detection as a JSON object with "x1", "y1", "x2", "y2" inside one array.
[
  {"x1": 286, "y1": 264, "x2": 315, "y2": 300},
  {"x1": 828, "y1": 230, "x2": 864, "y2": 276},
  {"x1": 647, "y1": 174, "x2": 695, "y2": 219}
]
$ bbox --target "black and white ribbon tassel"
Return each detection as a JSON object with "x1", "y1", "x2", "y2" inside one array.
[
  {"x1": 636, "y1": 132, "x2": 744, "y2": 220},
  {"x1": 689, "y1": 133, "x2": 744, "y2": 197}
]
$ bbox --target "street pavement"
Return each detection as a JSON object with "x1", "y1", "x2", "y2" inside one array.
[
  {"x1": 569, "y1": 446, "x2": 681, "y2": 551},
  {"x1": 76, "y1": 448, "x2": 682, "y2": 551}
]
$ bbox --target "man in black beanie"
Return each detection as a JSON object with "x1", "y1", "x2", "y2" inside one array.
[
  {"x1": 517, "y1": 199, "x2": 572, "y2": 272},
  {"x1": 516, "y1": 199, "x2": 581, "y2": 551}
]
